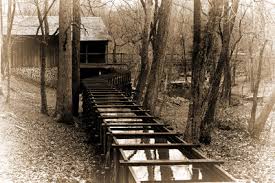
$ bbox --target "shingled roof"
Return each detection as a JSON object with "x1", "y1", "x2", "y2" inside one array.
[{"x1": 3, "y1": 16, "x2": 110, "y2": 41}]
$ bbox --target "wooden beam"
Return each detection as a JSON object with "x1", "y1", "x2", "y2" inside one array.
[
  {"x1": 92, "y1": 101, "x2": 134, "y2": 104},
  {"x1": 99, "y1": 116, "x2": 153, "y2": 119},
  {"x1": 119, "y1": 159, "x2": 224, "y2": 166},
  {"x1": 109, "y1": 127, "x2": 155, "y2": 131},
  {"x1": 109, "y1": 132, "x2": 182, "y2": 138},
  {"x1": 102, "y1": 123, "x2": 166, "y2": 127},
  {"x1": 89, "y1": 91, "x2": 124, "y2": 94},
  {"x1": 140, "y1": 181, "x2": 236, "y2": 183},
  {"x1": 89, "y1": 95, "x2": 124, "y2": 97},
  {"x1": 93, "y1": 98, "x2": 128, "y2": 100},
  {"x1": 93, "y1": 105, "x2": 143, "y2": 108},
  {"x1": 112, "y1": 143, "x2": 200, "y2": 149},
  {"x1": 86, "y1": 87, "x2": 113, "y2": 90},
  {"x1": 89, "y1": 89, "x2": 118, "y2": 92},
  {"x1": 99, "y1": 110, "x2": 150, "y2": 113}
]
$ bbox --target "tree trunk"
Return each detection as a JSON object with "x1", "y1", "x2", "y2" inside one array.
[
  {"x1": 181, "y1": 37, "x2": 188, "y2": 82},
  {"x1": 35, "y1": 0, "x2": 49, "y2": 114},
  {"x1": 72, "y1": 0, "x2": 81, "y2": 117},
  {"x1": 40, "y1": 42, "x2": 48, "y2": 114},
  {"x1": 184, "y1": 0, "x2": 223, "y2": 143},
  {"x1": 184, "y1": 0, "x2": 202, "y2": 143},
  {"x1": 253, "y1": 87, "x2": 275, "y2": 138},
  {"x1": 249, "y1": 38, "x2": 255, "y2": 92},
  {"x1": 56, "y1": 0, "x2": 73, "y2": 122},
  {"x1": 112, "y1": 42, "x2": 117, "y2": 63},
  {"x1": 223, "y1": 52, "x2": 232, "y2": 103},
  {"x1": 0, "y1": 0, "x2": 3, "y2": 91},
  {"x1": 143, "y1": 0, "x2": 172, "y2": 114},
  {"x1": 200, "y1": 0, "x2": 239, "y2": 144},
  {"x1": 232, "y1": 46, "x2": 239, "y2": 86},
  {"x1": 249, "y1": 40, "x2": 268, "y2": 133},
  {"x1": 6, "y1": 0, "x2": 16, "y2": 104},
  {"x1": 134, "y1": 0, "x2": 153, "y2": 105}
]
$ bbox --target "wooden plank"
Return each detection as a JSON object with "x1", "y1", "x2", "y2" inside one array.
[
  {"x1": 109, "y1": 132, "x2": 182, "y2": 138},
  {"x1": 140, "y1": 181, "x2": 236, "y2": 183},
  {"x1": 87, "y1": 87, "x2": 116, "y2": 90},
  {"x1": 99, "y1": 116, "x2": 153, "y2": 119},
  {"x1": 90, "y1": 94, "x2": 124, "y2": 97},
  {"x1": 112, "y1": 143, "x2": 200, "y2": 149},
  {"x1": 109, "y1": 127, "x2": 155, "y2": 131},
  {"x1": 99, "y1": 110, "x2": 150, "y2": 113},
  {"x1": 93, "y1": 105, "x2": 143, "y2": 108},
  {"x1": 84, "y1": 84, "x2": 109, "y2": 86},
  {"x1": 119, "y1": 159, "x2": 224, "y2": 166},
  {"x1": 92, "y1": 96, "x2": 127, "y2": 101},
  {"x1": 102, "y1": 123, "x2": 166, "y2": 127},
  {"x1": 89, "y1": 91, "x2": 124, "y2": 94},
  {"x1": 88, "y1": 89, "x2": 117, "y2": 92},
  {"x1": 84, "y1": 83, "x2": 109, "y2": 85},
  {"x1": 91, "y1": 94, "x2": 123, "y2": 98},
  {"x1": 92, "y1": 101, "x2": 134, "y2": 104},
  {"x1": 102, "y1": 120, "x2": 145, "y2": 123}
]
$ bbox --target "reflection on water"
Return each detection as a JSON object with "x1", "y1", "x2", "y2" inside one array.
[
  {"x1": 123, "y1": 149, "x2": 192, "y2": 181},
  {"x1": 123, "y1": 149, "x2": 187, "y2": 161},
  {"x1": 117, "y1": 137, "x2": 203, "y2": 181},
  {"x1": 156, "y1": 138, "x2": 173, "y2": 181},
  {"x1": 130, "y1": 165, "x2": 202, "y2": 181}
]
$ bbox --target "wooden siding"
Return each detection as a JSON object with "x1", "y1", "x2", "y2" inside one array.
[
  {"x1": 8, "y1": 37, "x2": 108, "y2": 68},
  {"x1": 10, "y1": 36, "x2": 59, "y2": 68}
]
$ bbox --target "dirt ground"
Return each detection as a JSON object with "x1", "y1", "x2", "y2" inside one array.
[
  {"x1": 0, "y1": 76, "x2": 274, "y2": 183},
  {"x1": 0, "y1": 77, "x2": 101, "y2": 183}
]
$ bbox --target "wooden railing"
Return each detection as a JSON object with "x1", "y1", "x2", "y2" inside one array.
[{"x1": 106, "y1": 72, "x2": 132, "y2": 97}]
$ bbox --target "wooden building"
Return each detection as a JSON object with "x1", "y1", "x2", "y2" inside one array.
[{"x1": 3, "y1": 16, "x2": 110, "y2": 68}]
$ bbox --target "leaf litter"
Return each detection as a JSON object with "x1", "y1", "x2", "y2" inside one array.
[{"x1": 0, "y1": 77, "x2": 102, "y2": 183}]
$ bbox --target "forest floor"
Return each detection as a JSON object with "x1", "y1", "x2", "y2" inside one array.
[
  {"x1": 0, "y1": 77, "x2": 102, "y2": 183},
  {"x1": 160, "y1": 78, "x2": 275, "y2": 183},
  {"x1": 0, "y1": 76, "x2": 274, "y2": 183}
]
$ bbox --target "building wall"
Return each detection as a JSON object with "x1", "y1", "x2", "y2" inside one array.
[
  {"x1": 8, "y1": 38, "x2": 108, "y2": 68},
  {"x1": 10, "y1": 36, "x2": 59, "y2": 68}
]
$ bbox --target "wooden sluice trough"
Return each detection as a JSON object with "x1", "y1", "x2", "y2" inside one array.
[{"x1": 81, "y1": 73, "x2": 238, "y2": 183}]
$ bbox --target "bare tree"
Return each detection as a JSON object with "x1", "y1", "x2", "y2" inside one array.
[
  {"x1": 72, "y1": 0, "x2": 81, "y2": 117},
  {"x1": 184, "y1": 0, "x2": 202, "y2": 143},
  {"x1": 35, "y1": 0, "x2": 47, "y2": 114},
  {"x1": 134, "y1": 0, "x2": 154, "y2": 104},
  {"x1": 6, "y1": 0, "x2": 16, "y2": 104},
  {"x1": 184, "y1": 0, "x2": 223, "y2": 143},
  {"x1": 143, "y1": 0, "x2": 173, "y2": 114},
  {"x1": 56, "y1": 0, "x2": 73, "y2": 122},
  {"x1": 253, "y1": 87, "x2": 275, "y2": 138},
  {"x1": 34, "y1": 0, "x2": 57, "y2": 114},
  {"x1": 200, "y1": 0, "x2": 240, "y2": 144},
  {"x1": 249, "y1": 40, "x2": 268, "y2": 134},
  {"x1": 0, "y1": 0, "x2": 3, "y2": 95}
]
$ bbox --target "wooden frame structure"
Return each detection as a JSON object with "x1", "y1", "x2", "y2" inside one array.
[{"x1": 81, "y1": 73, "x2": 237, "y2": 183}]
